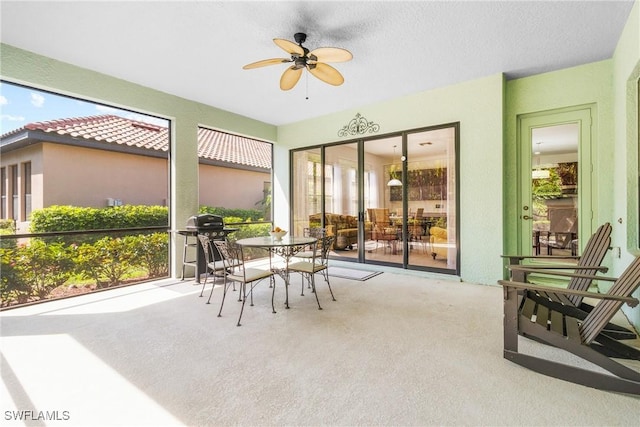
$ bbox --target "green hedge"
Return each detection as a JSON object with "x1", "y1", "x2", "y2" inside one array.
[
  {"x1": 29, "y1": 205, "x2": 266, "y2": 234},
  {"x1": 198, "y1": 206, "x2": 265, "y2": 222},
  {"x1": 30, "y1": 205, "x2": 168, "y2": 233}
]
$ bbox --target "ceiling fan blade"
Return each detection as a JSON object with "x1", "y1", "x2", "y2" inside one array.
[
  {"x1": 273, "y1": 38, "x2": 304, "y2": 56},
  {"x1": 309, "y1": 47, "x2": 353, "y2": 63},
  {"x1": 242, "y1": 58, "x2": 291, "y2": 70},
  {"x1": 280, "y1": 66, "x2": 303, "y2": 90},
  {"x1": 308, "y1": 62, "x2": 345, "y2": 86}
]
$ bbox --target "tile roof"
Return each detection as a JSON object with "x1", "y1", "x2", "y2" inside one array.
[
  {"x1": 22, "y1": 115, "x2": 169, "y2": 152},
  {"x1": 2, "y1": 115, "x2": 271, "y2": 169},
  {"x1": 198, "y1": 127, "x2": 271, "y2": 169}
]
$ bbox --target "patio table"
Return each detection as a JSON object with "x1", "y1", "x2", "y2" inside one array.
[{"x1": 235, "y1": 236, "x2": 317, "y2": 309}]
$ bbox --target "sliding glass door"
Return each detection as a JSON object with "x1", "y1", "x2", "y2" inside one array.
[
  {"x1": 405, "y1": 127, "x2": 458, "y2": 271},
  {"x1": 290, "y1": 123, "x2": 459, "y2": 274},
  {"x1": 363, "y1": 136, "x2": 404, "y2": 264}
]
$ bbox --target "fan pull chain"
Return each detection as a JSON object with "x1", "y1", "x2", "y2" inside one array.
[{"x1": 305, "y1": 71, "x2": 309, "y2": 100}]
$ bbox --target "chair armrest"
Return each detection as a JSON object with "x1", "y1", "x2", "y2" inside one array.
[
  {"x1": 501, "y1": 254, "x2": 580, "y2": 264},
  {"x1": 508, "y1": 266, "x2": 616, "y2": 281},
  {"x1": 509, "y1": 264, "x2": 609, "y2": 273},
  {"x1": 497, "y1": 280, "x2": 639, "y2": 307}
]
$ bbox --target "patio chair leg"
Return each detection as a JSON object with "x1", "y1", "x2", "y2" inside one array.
[
  {"x1": 237, "y1": 283, "x2": 247, "y2": 326},
  {"x1": 206, "y1": 274, "x2": 216, "y2": 304},
  {"x1": 323, "y1": 270, "x2": 336, "y2": 301},
  {"x1": 216, "y1": 279, "x2": 230, "y2": 316},
  {"x1": 270, "y1": 276, "x2": 276, "y2": 314},
  {"x1": 199, "y1": 272, "x2": 209, "y2": 297}
]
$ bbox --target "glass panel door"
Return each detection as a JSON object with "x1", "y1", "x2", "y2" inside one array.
[
  {"x1": 291, "y1": 148, "x2": 322, "y2": 237},
  {"x1": 290, "y1": 123, "x2": 459, "y2": 274},
  {"x1": 363, "y1": 136, "x2": 403, "y2": 266},
  {"x1": 519, "y1": 108, "x2": 590, "y2": 258},
  {"x1": 406, "y1": 127, "x2": 457, "y2": 271},
  {"x1": 531, "y1": 124, "x2": 579, "y2": 256},
  {"x1": 323, "y1": 143, "x2": 358, "y2": 254}
]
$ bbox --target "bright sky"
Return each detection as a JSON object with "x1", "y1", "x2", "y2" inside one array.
[{"x1": 0, "y1": 81, "x2": 168, "y2": 135}]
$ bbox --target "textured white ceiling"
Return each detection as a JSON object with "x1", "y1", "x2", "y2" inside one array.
[{"x1": 0, "y1": 1, "x2": 634, "y2": 126}]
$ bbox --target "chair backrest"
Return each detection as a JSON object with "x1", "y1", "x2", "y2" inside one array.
[
  {"x1": 319, "y1": 235, "x2": 335, "y2": 266},
  {"x1": 372, "y1": 208, "x2": 390, "y2": 227},
  {"x1": 580, "y1": 256, "x2": 640, "y2": 343},
  {"x1": 568, "y1": 222, "x2": 612, "y2": 306},
  {"x1": 213, "y1": 240, "x2": 243, "y2": 272},
  {"x1": 414, "y1": 208, "x2": 424, "y2": 219},
  {"x1": 304, "y1": 227, "x2": 326, "y2": 239},
  {"x1": 197, "y1": 234, "x2": 213, "y2": 263}
]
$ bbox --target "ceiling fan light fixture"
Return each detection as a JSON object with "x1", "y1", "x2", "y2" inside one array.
[{"x1": 243, "y1": 33, "x2": 352, "y2": 90}]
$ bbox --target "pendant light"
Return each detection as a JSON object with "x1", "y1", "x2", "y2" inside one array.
[
  {"x1": 387, "y1": 145, "x2": 403, "y2": 186},
  {"x1": 532, "y1": 141, "x2": 550, "y2": 179}
]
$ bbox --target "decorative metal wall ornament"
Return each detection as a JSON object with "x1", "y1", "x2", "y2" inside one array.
[{"x1": 337, "y1": 113, "x2": 380, "y2": 137}]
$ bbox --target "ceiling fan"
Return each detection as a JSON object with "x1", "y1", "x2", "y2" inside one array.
[{"x1": 242, "y1": 32, "x2": 352, "y2": 91}]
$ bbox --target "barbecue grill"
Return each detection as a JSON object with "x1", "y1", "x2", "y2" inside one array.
[{"x1": 184, "y1": 214, "x2": 237, "y2": 281}]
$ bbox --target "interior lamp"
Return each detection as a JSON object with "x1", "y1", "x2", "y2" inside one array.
[
  {"x1": 387, "y1": 145, "x2": 403, "y2": 186},
  {"x1": 387, "y1": 177, "x2": 403, "y2": 186},
  {"x1": 532, "y1": 169, "x2": 550, "y2": 179}
]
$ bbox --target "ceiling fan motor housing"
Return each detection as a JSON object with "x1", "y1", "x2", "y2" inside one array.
[{"x1": 294, "y1": 32, "x2": 307, "y2": 44}]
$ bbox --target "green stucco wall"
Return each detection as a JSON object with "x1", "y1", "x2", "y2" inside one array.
[
  {"x1": 613, "y1": 1, "x2": 640, "y2": 328},
  {"x1": 278, "y1": 74, "x2": 505, "y2": 286},
  {"x1": 504, "y1": 59, "x2": 614, "y2": 256},
  {"x1": 504, "y1": 0, "x2": 640, "y2": 330}
]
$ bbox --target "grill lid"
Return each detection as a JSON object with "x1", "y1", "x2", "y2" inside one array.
[{"x1": 186, "y1": 214, "x2": 224, "y2": 230}]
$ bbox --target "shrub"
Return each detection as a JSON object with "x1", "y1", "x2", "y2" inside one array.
[
  {"x1": 0, "y1": 220, "x2": 16, "y2": 251},
  {"x1": 4, "y1": 240, "x2": 74, "y2": 301},
  {"x1": 0, "y1": 219, "x2": 15, "y2": 234},
  {"x1": 134, "y1": 232, "x2": 169, "y2": 278},
  {"x1": 74, "y1": 236, "x2": 137, "y2": 287},
  {"x1": 0, "y1": 246, "x2": 30, "y2": 306}
]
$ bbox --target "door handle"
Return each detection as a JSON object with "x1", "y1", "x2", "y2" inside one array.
[{"x1": 522, "y1": 215, "x2": 532, "y2": 220}]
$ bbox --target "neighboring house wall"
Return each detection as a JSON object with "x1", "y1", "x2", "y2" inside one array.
[
  {"x1": 41, "y1": 143, "x2": 169, "y2": 208},
  {"x1": 0, "y1": 143, "x2": 43, "y2": 232},
  {"x1": 0, "y1": 141, "x2": 270, "y2": 230},
  {"x1": 198, "y1": 164, "x2": 269, "y2": 211}
]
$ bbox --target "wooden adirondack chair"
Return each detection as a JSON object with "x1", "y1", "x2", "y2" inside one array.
[
  {"x1": 498, "y1": 256, "x2": 640, "y2": 395},
  {"x1": 503, "y1": 222, "x2": 611, "y2": 279},
  {"x1": 503, "y1": 223, "x2": 634, "y2": 339},
  {"x1": 505, "y1": 222, "x2": 611, "y2": 301}
]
